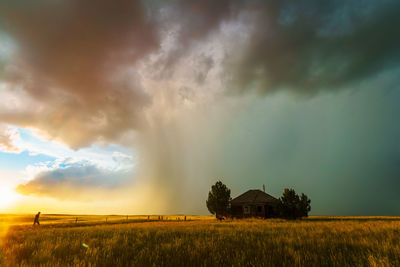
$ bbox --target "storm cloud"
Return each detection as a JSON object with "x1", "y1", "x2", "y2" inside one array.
[
  {"x1": 226, "y1": 0, "x2": 400, "y2": 94},
  {"x1": 1, "y1": 1, "x2": 399, "y2": 146},
  {"x1": 0, "y1": 0, "x2": 158, "y2": 147}
]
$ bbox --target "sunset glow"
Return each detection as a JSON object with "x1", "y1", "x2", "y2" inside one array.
[{"x1": 0, "y1": 186, "x2": 18, "y2": 210}]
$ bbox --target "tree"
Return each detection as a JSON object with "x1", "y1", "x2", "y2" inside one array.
[
  {"x1": 206, "y1": 181, "x2": 231, "y2": 218},
  {"x1": 278, "y1": 188, "x2": 311, "y2": 219},
  {"x1": 278, "y1": 188, "x2": 299, "y2": 219},
  {"x1": 299, "y1": 193, "x2": 311, "y2": 217}
]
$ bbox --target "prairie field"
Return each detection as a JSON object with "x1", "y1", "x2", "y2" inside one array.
[{"x1": 1, "y1": 215, "x2": 400, "y2": 266}]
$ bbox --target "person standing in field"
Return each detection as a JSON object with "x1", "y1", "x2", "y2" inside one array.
[{"x1": 33, "y1": 212, "x2": 41, "y2": 226}]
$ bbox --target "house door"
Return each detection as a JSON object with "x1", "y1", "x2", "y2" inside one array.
[
  {"x1": 257, "y1": 205, "x2": 263, "y2": 217},
  {"x1": 264, "y1": 205, "x2": 273, "y2": 218}
]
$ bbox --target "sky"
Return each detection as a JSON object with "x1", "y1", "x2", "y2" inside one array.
[{"x1": 0, "y1": 0, "x2": 399, "y2": 215}]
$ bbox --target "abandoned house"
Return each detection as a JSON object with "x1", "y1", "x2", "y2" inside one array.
[{"x1": 231, "y1": 189, "x2": 278, "y2": 218}]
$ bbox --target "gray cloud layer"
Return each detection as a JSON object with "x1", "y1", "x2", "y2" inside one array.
[
  {"x1": 227, "y1": 0, "x2": 400, "y2": 94},
  {"x1": 0, "y1": 0, "x2": 157, "y2": 147},
  {"x1": 1, "y1": 0, "x2": 398, "y2": 146}
]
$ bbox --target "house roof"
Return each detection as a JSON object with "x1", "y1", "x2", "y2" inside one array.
[{"x1": 231, "y1": 189, "x2": 278, "y2": 205}]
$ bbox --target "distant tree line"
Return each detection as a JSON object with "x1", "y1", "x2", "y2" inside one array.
[{"x1": 206, "y1": 181, "x2": 311, "y2": 220}]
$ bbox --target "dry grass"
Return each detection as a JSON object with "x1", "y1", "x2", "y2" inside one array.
[{"x1": 1, "y1": 215, "x2": 400, "y2": 266}]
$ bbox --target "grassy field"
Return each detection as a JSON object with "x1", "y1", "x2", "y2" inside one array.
[{"x1": 1, "y1": 215, "x2": 400, "y2": 266}]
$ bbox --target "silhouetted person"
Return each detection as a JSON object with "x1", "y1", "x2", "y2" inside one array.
[{"x1": 33, "y1": 212, "x2": 40, "y2": 226}]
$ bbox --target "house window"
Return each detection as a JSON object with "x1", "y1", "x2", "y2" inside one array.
[
  {"x1": 244, "y1": 206, "x2": 249, "y2": 214},
  {"x1": 257, "y1": 206, "x2": 262, "y2": 213}
]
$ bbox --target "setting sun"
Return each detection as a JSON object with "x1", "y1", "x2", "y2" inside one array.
[{"x1": 0, "y1": 186, "x2": 18, "y2": 210}]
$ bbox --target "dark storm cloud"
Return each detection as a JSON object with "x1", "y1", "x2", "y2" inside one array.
[
  {"x1": 226, "y1": 0, "x2": 400, "y2": 94},
  {"x1": 145, "y1": 0, "x2": 236, "y2": 79},
  {"x1": 0, "y1": 0, "x2": 158, "y2": 85},
  {"x1": 0, "y1": 0, "x2": 159, "y2": 147},
  {"x1": 0, "y1": 0, "x2": 398, "y2": 149},
  {"x1": 166, "y1": 0, "x2": 235, "y2": 41},
  {"x1": 147, "y1": 0, "x2": 400, "y2": 94}
]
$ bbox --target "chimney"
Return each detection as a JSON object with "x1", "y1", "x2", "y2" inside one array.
[{"x1": 263, "y1": 184, "x2": 265, "y2": 192}]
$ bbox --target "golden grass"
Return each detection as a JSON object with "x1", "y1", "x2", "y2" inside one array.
[
  {"x1": 1, "y1": 215, "x2": 400, "y2": 266},
  {"x1": 0, "y1": 214, "x2": 213, "y2": 226}
]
